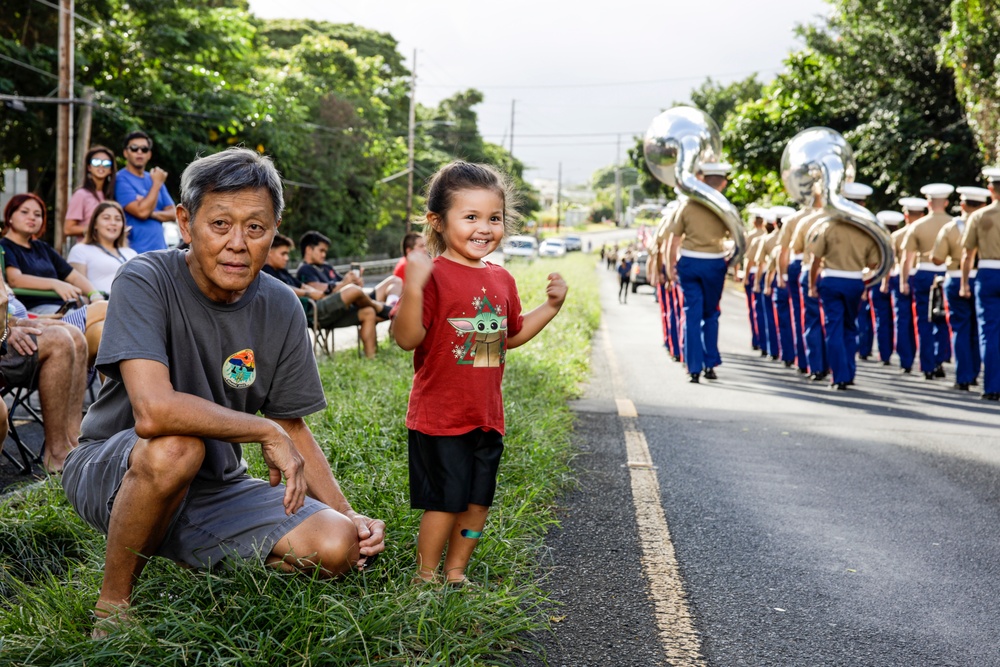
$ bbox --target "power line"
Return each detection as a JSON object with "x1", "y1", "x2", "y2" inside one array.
[
  {"x1": 419, "y1": 67, "x2": 778, "y2": 91},
  {"x1": 0, "y1": 53, "x2": 58, "y2": 80}
]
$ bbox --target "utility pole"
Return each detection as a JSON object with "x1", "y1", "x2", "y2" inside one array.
[
  {"x1": 55, "y1": 0, "x2": 74, "y2": 251},
  {"x1": 509, "y1": 99, "x2": 516, "y2": 155},
  {"x1": 555, "y1": 162, "x2": 562, "y2": 232},
  {"x1": 614, "y1": 134, "x2": 622, "y2": 227},
  {"x1": 74, "y1": 86, "x2": 95, "y2": 191},
  {"x1": 405, "y1": 49, "x2": 417, "y2": 233}
]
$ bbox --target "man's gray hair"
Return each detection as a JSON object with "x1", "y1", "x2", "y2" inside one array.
[{"x1": 180, "y1": 147, "x2": 284, "y2": 222}]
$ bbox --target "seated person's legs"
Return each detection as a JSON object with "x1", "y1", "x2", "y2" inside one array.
[
  {"x1": 371, "y1": 275, "x2": 402, "y2": 309},
  {"x1": 358, "y1": 305, "x2": 377, "y2": 358},
  {"x1": 336, "y1": 284, "x2": 387, "y2": 317}
]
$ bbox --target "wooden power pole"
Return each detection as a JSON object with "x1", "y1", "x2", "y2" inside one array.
[{"x1": 55, "y1": 0, "x2": 74, "y2": 251}]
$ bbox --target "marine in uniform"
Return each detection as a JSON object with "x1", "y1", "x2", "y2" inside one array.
[
  {"x1": 648, "y1": 201, "x2": 682, "y2": 361},
  {"x1": 666, "y1": 163, "x2": 734, "y2": 383},
  {"x1": 901, "y1": 184, "x2": 955, "y2": 380},
  {"x1": 742, "y1": 207, "x2": 767, "y2": 351},
  {"x1": 792, "y1": 208, "x2": 831, "y2": 380},
  {"x1": 932, "y1": 186, "x2": 989, "y2": 390},
  {"x1": 744, "y1": 212, "x2": 771, "y2": 358},
  {"x1": 808, "y1": 219, "x2": 880, "y2": 389},
  {"x1": 753, "y1": 210, "x2": 781, "y2": 361},
  {"x1": 872, "y1": 210, "x2": 905, "y2": 365},
  {"x1": 778, "y1": 195, "x2": 823, "y2": 374},
  {"x1": 960, "y1": 167, "x2": 1000, "y2": 401},
  {"x1": 840, "y1": 184, "x2": 876, "y2": 362},
  {"x1": 764, "y1": 206, "x2": 798, "y2": 367},
  {"x1": 886, "y1": 197, "x2": 927, "y2": 373}
]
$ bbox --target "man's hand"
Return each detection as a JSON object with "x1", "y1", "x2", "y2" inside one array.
[
  {"x1": 8, "y1": 323, "x2": 40, "y2": 357},
  {"x1": 545, "y1": 272, "x2": 568, "y2": 308},
  {"x1": 809, "y1": 287, "x2": 818, "y2": 298},
  {"x1": 347, "y1": 512, "x2": 386, "y2": 569},
  {"x1": 960, "y1": 282, "x2": 971, "y2": 298},
  {"x1": 259, "y1": 424, "x2": 307, "y2": 516},
  {"x1": 899, "y1": 281, "x2": 910, "y2": 296},
  {"x1": 150, "y1": 166, "x2": 168, "y2": 188}
]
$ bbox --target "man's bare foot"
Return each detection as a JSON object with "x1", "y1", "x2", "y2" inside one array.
[
  {"x1": 42, "y1": 455, "x2": 65, "y2": 475},
  {"x1": 91, "y1": 601, "x2": 130, "y2": 640}
]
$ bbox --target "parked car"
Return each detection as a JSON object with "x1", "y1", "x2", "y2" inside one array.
[
  {"x1": 563, "y1": 234, "x2": 583, "y2": 252},
  {"x1": 539, "y1": 238, "x2": 568, "y2": 258},
  {"x1": 631, "y1": 251, "x2": 650, "y2": 292},
  {"x1": 503, "y1": 235, "x2": 538, "y2": 260}
]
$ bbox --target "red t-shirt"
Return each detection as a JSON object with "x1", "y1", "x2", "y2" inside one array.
[
  {"x1": 405, "y1": 257, "x2": 524, "y2": 436},
  {"x1": 393, "y1": 256, "x2": 407, "y2": 281}
]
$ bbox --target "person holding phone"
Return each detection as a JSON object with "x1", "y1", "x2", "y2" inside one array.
[{"x1": 115, "y1": 130, "x2": 176, "y2": 254}]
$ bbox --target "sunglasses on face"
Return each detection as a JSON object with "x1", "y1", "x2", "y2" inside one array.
[
  {"x1": 90, "y1": 158, "x2": 113, "y2": 168},
  {"x1": 128, "y1": 145, "x2": 151, "y2": 153}
]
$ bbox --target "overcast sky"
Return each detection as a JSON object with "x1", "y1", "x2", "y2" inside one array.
[{"x1": 248, "y1": 0, "x2": 831, "y2": 186}]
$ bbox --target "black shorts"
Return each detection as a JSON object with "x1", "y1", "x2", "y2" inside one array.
[{"x1": 408, "y1": 429, "x2": 504, "y2": 513}]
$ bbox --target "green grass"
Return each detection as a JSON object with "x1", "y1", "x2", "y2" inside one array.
[{"x1": 0, "y1": 254, "x2": 600, "y2": 666}]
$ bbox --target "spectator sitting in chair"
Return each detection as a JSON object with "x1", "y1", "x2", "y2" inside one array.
[
  {"x1": 295, "y1": 231, "x2": 401, "y2": 359},
  {"x1": 262, "y1": 234, "x2": 325, "y2": 301}
]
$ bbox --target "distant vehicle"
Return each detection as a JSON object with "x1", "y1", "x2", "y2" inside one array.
[
  {"x1": 563, "y1": 234, "x2": 583, "y2": 252},
  {"x1": 539, "y1": 238, "x2": 568, "y2": 258},
  {"x1": 631, "y1": 251, "x2": 650, "y2": 292},
  {"x1": 503, "y1": 235, "x2": 538, "y2": 260}
]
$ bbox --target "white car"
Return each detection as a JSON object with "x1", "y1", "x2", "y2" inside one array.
[
  {"x1": 503, "y1": 235, "x2": 538, "y2": 260},
  {"x1": 563, "y1": 234, "x2": 583, "y2": 252},
  {"x1": 538, "y1": 238, "x2": 567, "y2": 258}
]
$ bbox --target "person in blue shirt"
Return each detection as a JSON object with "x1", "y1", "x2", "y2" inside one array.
[{"x1": 114, "y1": 131, "x2": 175, "y2": 253}]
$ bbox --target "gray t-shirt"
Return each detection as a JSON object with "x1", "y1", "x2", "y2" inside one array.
[{"x1": 81, "y1": 249, "x2": 327, "y2": 481}]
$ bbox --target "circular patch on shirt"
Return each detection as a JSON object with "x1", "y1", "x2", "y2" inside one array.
[{"x1": 223, "y1": 349, "x2": 256, "y2": 389}]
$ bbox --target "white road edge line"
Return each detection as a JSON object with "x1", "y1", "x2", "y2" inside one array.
[{"x1": 602, "y1": 324, "x2": 707, "y2": 666}]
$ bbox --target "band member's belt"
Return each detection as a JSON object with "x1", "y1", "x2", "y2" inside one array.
[
  {"x1": 821, "y1": 269, "x2": 864, "y2": 279},
  {"x1": 680, "y1": 249, "x2": 728, "y2": 259},
  {"x1": 978, "y1": 259, "x2": 1000, "y2": 269},
  {"x1": 916, "y1": 262, "x2": 945, "y2": 272},
  {"x1": 947, "y1": 269, "x2": 976, "y2": 278}
]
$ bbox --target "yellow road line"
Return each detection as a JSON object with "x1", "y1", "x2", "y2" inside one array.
[{"x1": 602, "y1": 324, "x2": 706, "y2": 666}]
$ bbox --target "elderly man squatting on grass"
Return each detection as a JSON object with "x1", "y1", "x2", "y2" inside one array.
[{"x1": 62, "y1": 147, "x2": 385, "y2": 637}]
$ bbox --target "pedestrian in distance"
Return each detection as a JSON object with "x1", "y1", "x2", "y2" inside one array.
[
  {"x1": 394, "y1": 160, "x2": 567, "y2": 586},
  {"x1": 617, "y1": 255, "x2": 632, "y2": 303}
]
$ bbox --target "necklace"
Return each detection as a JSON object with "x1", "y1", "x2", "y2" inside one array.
[{"x1": 97, "y1": 243, "x2": 127, "y2": 264}]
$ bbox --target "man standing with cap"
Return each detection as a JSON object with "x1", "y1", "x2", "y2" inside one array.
[
  {"x1": 839, "y1": 184, "x2": 877, "y2": 364},
  {"x1": 745, "y1": 210, "x2": 771, "y2": 358},
  {"x1": 666, "y1": 163, "x2": 733, "y2": 383},
  {"x1": 742, "y1": 207, "x2": 767, "y2": 351},
  {"x1": 764, "y1": 206, "x2": 798, "y2": 367},
  {"x1": 934, "y1": 186, "x2": 989, "y2": 390},
  {"x1": 873, "y1": 211, "x2": 905, "y2": 365},
  {"x1": 960, "y1": 167, "x2": 1000, "y2": 401},
  {"x1": 648, "y1": 201, "x2": 682, "y2": 361},
  {"x1": 752, "y1": 209, "x2": 781, "y2": 361},
  {"x1": 885, "y1": 197, "x2": 927, "y2": 373},
  {"x1": 808, "y1": 216, "x2": 880, "y2": 390},
  {"x1": 792, "y1": 207, "x2": 830, "y2": 380},
  {"x1": 777, "y1": 195, "x2": 823, "y2": 375},
  {"x1": 901, "y1": 184, "x2": 955, "y2": 380}
]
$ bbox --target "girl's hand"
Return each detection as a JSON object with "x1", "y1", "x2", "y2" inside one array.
[
  {"x1": 545, "y1": 273, "x2": 568, "y2": 308},
  {"x1": 53, "y1": 281, "x2": 83, "y2": 302},
  {"x1": 406, "y1": 249, "x2": 433, "y2": 287}
]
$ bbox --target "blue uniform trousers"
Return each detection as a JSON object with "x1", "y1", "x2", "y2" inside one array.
[
  {"x1": 745, "y1": 279, "x2": 760, "y2": 349},
  {"x1": 668, "y1": 284, "x2": 681, "y2": 359},
  {"x1": 870, "y1": 284, "x2": 894, "y2": 363},
  {"x1": 890, "y1": 275, "x2": 916, "y2": 371},
  {"x1": 912, "y1": 271, "x2": 951, "y2": 373},
  {"x1": 772, "y1": 277, "x2": 795, "y2": 363},
  {"x1": 787, "y1": 261, "x2": 808, "y2": 371},
  {"x1": 751, "y1": 273, "x2": 768, "y2": 355},
  {"x1": 800, "y1": 269, "x2": 828, "y2": 374},
  {"x1": 676, "y1": 255, "x2": 726, "y2": 374},
  {"x1": 944, "y1": 275, "x2": 980, "y2": 385},
  {"x1": 857, "y1": 287, "x2": 874, "y2": 358},
  {"x1": 818, "y1": 276, "x2": 865, "y2": 384},
  {"x1": 975, "y1": 268, "x2": 1000, "y2": 394},
  {"x1": 761, "y1": 289, "x2": 778, "y2": 358}
]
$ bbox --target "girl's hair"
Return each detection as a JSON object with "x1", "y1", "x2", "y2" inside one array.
[
  {"x1": 419, "y1": 160, "x2": 522, "y2": 257},
  {"x1": 84, "y1": 200, "x2": 128, "y2": 247},
  {"x1": 3, "y1": 192, "x2": 47, "y2": 238},
  {"x1": 80, "y1": 145, "x2": 117, "y2": 199},
  {"x1": 400, "y1": 231, "x2": 423, "y2": 254}
]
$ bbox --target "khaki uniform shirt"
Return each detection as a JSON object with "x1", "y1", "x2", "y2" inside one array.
[
  {"x1": 777, "y1": 207, "x2": 818, "y2": 250},
  {"x1": 890, "y1": 226, "x2": 915, "y2": 272},
  {"x1": 797, "y1": 215, "x2": 829, "y2": 266},
  {"x1": 811, "y1": 222, "x2": 879, "y2": 272},
  {"x1": 931, "y1": 218, "x2": 964, "y2": 271},
  {"x1": 903, "y1": 211, "x2": 952, "y2": 264},
  {"x1": 756, "y1": 230, "x2": 781, "y2": 273},
  {"x1": 746, "y1": 234, "x2": 766, "y2": 270},
  {"x1": 668, "y1": 200, "x2": 730, "y2": 253},
  {"x1": 962, "y1": 201, "x2": 1000, "y2": 260}
]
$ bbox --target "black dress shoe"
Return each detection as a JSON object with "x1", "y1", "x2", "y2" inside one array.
[
  {"x1": 784, "y1": 360, "x2": 794, "y2": 368},
  {"x1": 752, "y1": 344, "x2": 760, "y2": 351},
  {"x1": 832, "y1": 382, "x2": 848, "y2": 390},
  {"x1": 982, "y1": 392, "x2": 1000, "y2": 401},
  {"x1": 953, "y1": 383, "x2": 970, "y2": 391},
  {"x1": 798, "y1": 367, "x2": 809, "y2": 374},
  {"x1": 859, "y1": 355, "x2": 870, "y2": 361},
  {"x1": 760, "y1": 351, "x2": 769, "y2": 358},
  {"x1": 810, "y1": 372, "x2": 828, "y2": 382},
  {"x1": 703, "y1": 368, "x2": 718, "y2": 380},
  {"x1": 770, "y1": 355, "x2": 779, "y2": 361},
  {"x1": 672, "y1": 355, "x2": 681, "y2": 362},
  {"x1": 972, "y1": 380, "x2": 980, "y2": 387},
  {"x1": 901, "y1": 367, "x2": 912, "y2": 374},
  {"x1": 924, "y1": 372, "x2": 935, "y2": 380},
  {"x1": 846, "y1": 380, "x2": 855, "y2": 386},
  {"x1": 934, "y1": 365, "x2": 946, "y2": 378},
  {"x1": 689, "y1": 373, "x2": 700, "y2": 384},
  {"x1": 881, "y1": 360, "x2": 892, "y2": 366}
]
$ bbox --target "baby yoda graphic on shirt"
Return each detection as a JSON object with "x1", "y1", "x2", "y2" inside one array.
[{"x1": 448, "y1": 294, "x2": 507, "y2": 367}]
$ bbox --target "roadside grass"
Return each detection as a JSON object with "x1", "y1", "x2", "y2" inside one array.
[{"x1": 0, "y1": 253, "x2": 600, "y2": 666}]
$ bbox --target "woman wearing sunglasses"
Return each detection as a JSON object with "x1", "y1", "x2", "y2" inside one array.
[{"x1": 64, "y1": 145, "x2": 118, "y2": 243}]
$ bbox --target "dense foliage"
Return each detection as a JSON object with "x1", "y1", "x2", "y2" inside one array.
[{"x1": 0, "y1": 2, "x2": 536, "y2": 256}]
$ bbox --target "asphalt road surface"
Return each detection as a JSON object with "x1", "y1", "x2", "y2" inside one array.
[{"x1": 529, "y1": 262, "x2": 1000, "y2": 667}]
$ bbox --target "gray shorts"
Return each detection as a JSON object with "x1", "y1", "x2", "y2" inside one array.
[
  {"x1": 62, "y1": 429, "x2": 326, "y2": 569},
  {"x1": 0, "y1": 340, "x2": 39, "y2": 387},
  {"x1": 315, "y1": 292, "x2": 361, "y2": 328}
]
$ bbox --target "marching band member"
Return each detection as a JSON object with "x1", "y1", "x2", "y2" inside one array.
[
  {"x1": 872, "y1": 211, "x2": 905, "y2": 366},
  {"x1": 743, "y1": 207, "x2": 767, "y2": 351},
  {"x1": 753, "y1": 209, "x2": 781, "y2": 361},
  {"x1": 886, "y1": 197, "x2": 927, "y2": 373},
  {"x1": 764, "y1": 206, "x2": 798, "y2": 367},
  {"x1": 777, "y1": 194, "x2": 823, "y2": 374}
]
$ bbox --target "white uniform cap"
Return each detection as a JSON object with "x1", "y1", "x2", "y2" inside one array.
[
  {"x1": 876, "y1": 210, "x2": 905, "y2": 226},
  {"x1": 956, "y1": 186, "x2": 991, "y2": 203},
  {"x1": 699, "y1": 162, "x2": 732, "y2": 176},
  {"x1": 746, "y1": 205, "x2": 767, "y2": 218},
  {"x1": 770, "y1": 205, "x2": 797, "y2": 220},
  {"x1": 899, "y1": 197, "x2": 928, "y2": 211},
  {"x1": 761, "y1": 209, "x2": 777, "y2": 223},
  {"x1": 842, "y1": 182, "x2": 873, "y2": 199},
  {"x1": 919, "y1": 183, "x2": 955, "y2": 198},
  {"x1": 981, "y1": 166, "x2": 1000, "y2": 183}
]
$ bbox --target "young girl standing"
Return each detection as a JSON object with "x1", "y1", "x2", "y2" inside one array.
[{"x1": 394, "y1": 161, "x2": 567, "y2": 586}]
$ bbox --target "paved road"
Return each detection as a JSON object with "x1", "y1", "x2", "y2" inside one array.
[{"x1": 530, "y1": 263, "x2": 1000, "y2": 666}]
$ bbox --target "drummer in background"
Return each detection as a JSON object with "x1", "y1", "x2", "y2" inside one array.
[
  {"x1": 900, "y1": 183, "x2": 955, "y2": 380},
  {"x1": 808, "y1": 212, "x2": 880, "y2": 390},
  {"x1": 665, "y1": 163, "x2": 733, "y2": 383},
  {"x1": 872, "y1": 211, "x2": 905, "y2": 366},
  {"x1": 960, "y1": 167, "x2": 1000, "y2": 402},
  {"x1": 932, "y1": 186, "x2": 989, "y2": 391},
  {"x1": 777, "y1": 193, "x2": 823, "y2": 375},
  {"x1": 885, "y1": 197, "x2": 927, "y2": 373},
  {"x1": 742, "y1": 207, "x2": 767, "y2": 352}
]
